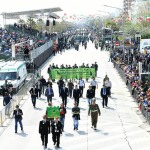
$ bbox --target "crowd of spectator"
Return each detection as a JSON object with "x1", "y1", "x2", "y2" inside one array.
[{"x1": 111, "y1": 48, "x2": 150, "y2": 117}]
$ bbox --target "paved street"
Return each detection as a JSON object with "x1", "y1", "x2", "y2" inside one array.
[{"x1": 0, "y1": 42, "x2": 150, "y2": 150}]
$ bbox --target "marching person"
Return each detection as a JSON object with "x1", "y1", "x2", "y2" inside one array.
[
  {"x1": 29, "y1": 85, "x2": 38, "y2": 108},
  {"x1": 60, "y1": 84, "x2": 69, "y2": 107},
  {"x1": 86, "y1": 86, "x2": 94, "y2": 105},
  {"x1": 51, "y1": 118, "x2": 62, "y2": 148},
  {"x1": 88, "y1": 98, "x2": 101, "y2": 130},
  {"x1": 57, "y1": 77, "x2": 65, "y2": 97},
  {"x1": 39, "y1": 115, "x2": 50, "y2": 149},
  {"x1": 45, "y1": 84, "x2": 54, "y2": 103},
  {"x1": 67, "y1": 79, "x2": 74, "y2": 98},
  {"x1": 101, "y1": 85, "x2": 109, "y2": 108},
  {"x1": 78, "y1": 77, "x2": 85, "y2": 97},
  {"x1": 36, "y1": 79, "x2": 42, "y2": 99},
  {"x1": 105, "y1": 78, "x2": 112, "y2": 97},
  {"x1": 90, "y1": 77, "x2": 98, "y2": 98},
  {"x1": 13, "y1": 105, "x2": 23, "y2": 133},
  {"x1": 40, "y1": 76, "x2": 47, "y2": 94},
  {"x1": 73, "y1": 85, "x2": 81, "y2": 106},
  {"x1": 94, "y1": 62, "x2": 98, "y2": 77},
  {"x1": 72, "y1": 102, "x2": 80, "y2": 130},
  {"x1": 59, "y1": 103, "x2": 66, "y2": 132}
]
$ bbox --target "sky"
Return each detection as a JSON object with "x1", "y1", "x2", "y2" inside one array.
[{"x1": 0, "y1": 0, "x2": 123, "y2": 25}]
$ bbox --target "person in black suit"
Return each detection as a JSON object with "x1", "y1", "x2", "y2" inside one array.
[
  {"x1": 39, "y1": 115, "x2": 50, "y2": 149},
  {"x1": 13, "y1": 105, "x2": 23, "y2": 133},
  {"x1": 73, "y1": 85, "x2": 81, "y2": 106},
  {"x1": 29, "y1": 85, "x2": 38, "y2": 108},
  {"x1": 57, "y1": 77, "x2": 64, "y2": 97},
  {"x1": 86, "y1": 86, "x2": 94, "y2": 105},
  {"x1": 101, "y1": 85, "x2": 109, "y2": 108},
  {"x1": 51, "y1": 118, "x2": 62, "y2": 148},
  {"x1": 60, "y1": 84, "x2": 69, "y2": 107}
]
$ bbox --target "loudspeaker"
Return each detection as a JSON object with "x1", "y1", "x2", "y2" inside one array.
[
  {"x1": 53, "y1": 20, "x2": 56, "y2": 26},
  {"x1": 46, "y1": 20, "x2": 49, "y2": 26}
]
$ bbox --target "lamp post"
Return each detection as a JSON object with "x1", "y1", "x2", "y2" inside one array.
[{"x1": 103, "y1": 5, "x2": 125, "y2": 61}]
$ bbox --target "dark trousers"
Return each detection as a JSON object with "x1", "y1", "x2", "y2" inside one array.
[
  {"x1": 91, "y1": 112, "x2": 98, "y2": 128},
  {"x1": 74, "y1": 97, "x2": 79, "y2": 106},
  {"x1": 79, "y1": 86, "x2": 84, "y2": 97},
  {"x1": 31, "y1": 96, "x2": 36, "y2": 107},
  {"x1": 15, "y1": 118, "x2": 23, "y2": 132},
  {"x1": 107, "y1": 87, "x2": 111, "y2": 96},
  {"x1": 41, "y1": 133, "x2": 48, "y2": 147},
  {"x1": 62, "y1": 97, "x2": 67, "y2": 107},
  {"x1": 52, "y1": 132, "x2": 60, "y2": 147},
  {"x1": 92, "y1": 86, "x2": 96, "y2": 97},
  {"x1": 47, "y1": 95, "x2": 52, "y2": 103},
  {"x1": 69, "y1": 88, "x2": 73, "y2": 98},
  {"x1": 102, "y1": 95, "x2": 108, "y2": 107},
  {"x1": 37, "y1": 89, "x2": 41, "y2": 98}
]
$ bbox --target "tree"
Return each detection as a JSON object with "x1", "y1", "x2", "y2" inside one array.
[
  {"x1": 27, "y1": 16, "x2": 36, "y2": 28},
  {"x1": 18, "y1": 19, "x2": 25, "y2": 24}
]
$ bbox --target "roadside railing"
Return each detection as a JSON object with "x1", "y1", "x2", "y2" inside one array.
[{"x1": 0, "y1": 77, "x2": 35, "y2": 126}]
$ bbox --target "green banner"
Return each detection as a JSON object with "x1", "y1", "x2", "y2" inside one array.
[
  {"x1": 49, "y1": 68, "x2": 95, "y2": 79},
  {"x1": 47, "y1": 106, "x2": 60, "y2": 118}
]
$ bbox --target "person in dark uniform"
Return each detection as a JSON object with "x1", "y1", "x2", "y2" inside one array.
[
  {"x1": 73, "y1": 85, "x2": 81, "y2": 106},
  {"x1": 60, "y1": 84, "x2": 69, "y2": 107},
  {"x1": 29, "y1": 85, "x2": 38, "y2": 108},
  {"x1": 86, "y1": 86, "x2": 94, "y2": 105},
  {"x1": 57, "y1": 77, "x2": 64, "y2": 97},
  {"x1": 51, "y1": 118, "x2": 62, "y2": 148},
  {"x1": 94, "y1": 62, "x2": 98, "y2": 76},
  {"x1": 13, "y1": 105, "x2": 23, "y2": 133},
  {"x1": 39, "y1": 115, "x2": 50, "y2": 149},
  {"x1": 88, "y1": 98, "x2": 101, "y2": 130},
  {"x1": 101, "y1": 85, "x2": 109, "y2": 108}
]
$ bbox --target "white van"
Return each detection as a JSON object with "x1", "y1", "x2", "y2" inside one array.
[
  {"x1": 0, "y1": 61, "x2": 27, "y2": 93},
  {"x1": 140, "y1": 39, "x2": 150, "y2": 53}
]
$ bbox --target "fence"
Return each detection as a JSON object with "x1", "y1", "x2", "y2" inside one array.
[
  {"x1": 113, "y1": 61, "x2": 150, "y2": 125},
  {"x1": 0, "y1": 77, "x2": 35, "y2": 126}
]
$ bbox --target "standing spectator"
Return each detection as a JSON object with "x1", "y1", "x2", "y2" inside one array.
[
  {"x1": 90, "y1": 77, "x2": 98, "y2": 97},
  {"x1": 1, "y1": 85, "x2": 9, "y2": 97},
  {"x1": 29, "y1": 85, "x2": 38, "y2": 108},
  {"x1": 39, "y1": 115, "x2": 50, "y2": 149},
  {"x1": 57, "y1": 77, "x2": 64, "y2": 97},
  {"x1": 72, "y1": 103, "x2": 80, "y2": 130},
  {"x1": 78, "y1": 77, "x2": 85, "y2": 97},
  {"x1": 45, "y1": 84, "x2": 54, "y2": 103},
  {"x1": 73, "y1": 85, "x2": 81, "y2": 106},
  {"x1": 60, "y1": 84, "x2": 69, "y2": 107},
  {"x1": 3, "y1": 92, "x2": 11, "y2": 115},
  {"x1": 59, "y1": 103, "x2": 66, "y2": 132},
  {"x1": 40, "y1": 76, "x2": 46, "y2": 94},
  {"x1": 51, "y1": 118, "x2": 62, "y2": 148},
  {"x1": 67, "y1": 79, "x2": 74, "y2": 98},
  {"x1": 86, "y1": 86, "x2": 94, "y2": 105},
  {"x1": 88, "y1": 98, "x2": 101, "y2": 130},
  {"x1": 36, "y1": 79, "x2": 42, "y2": 99},
  {"x1": 13, "y1": 105, "x2": 23, "y2": 133},
  {"x1": 101, "y1": 85, "x2": 109, "y2": 108}
]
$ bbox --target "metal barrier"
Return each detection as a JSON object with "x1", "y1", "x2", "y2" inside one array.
[{"x1": 0, "y1": 77, "x2": 35, "y2": 126}]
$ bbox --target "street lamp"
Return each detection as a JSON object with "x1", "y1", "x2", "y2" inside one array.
[{"x1": 103, "y1": 5, "x2": 125, "y2": 61}]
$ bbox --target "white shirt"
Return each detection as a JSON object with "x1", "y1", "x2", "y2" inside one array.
[
  {"x1": 79, "y1": 80, "x2": 85, "y2": 87},
  {"x1": 105, "y1": 81, "x2": 111, "y2": 87},
  {"x1": 91, "y1": 80, "x2": 97, "y2": 86}
]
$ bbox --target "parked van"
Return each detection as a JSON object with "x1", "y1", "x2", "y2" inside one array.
[{"x1": 0, "y1": 61, "x2": 27, "y2": 94}]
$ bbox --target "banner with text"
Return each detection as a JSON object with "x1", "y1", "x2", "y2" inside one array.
[{"x1": 50, "y1": 68, "x2": 95, "y2": 79}]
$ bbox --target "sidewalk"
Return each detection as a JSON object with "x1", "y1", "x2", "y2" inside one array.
[{"x1": 0, "y1": 42, "x2": 150, "y2": 150}]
